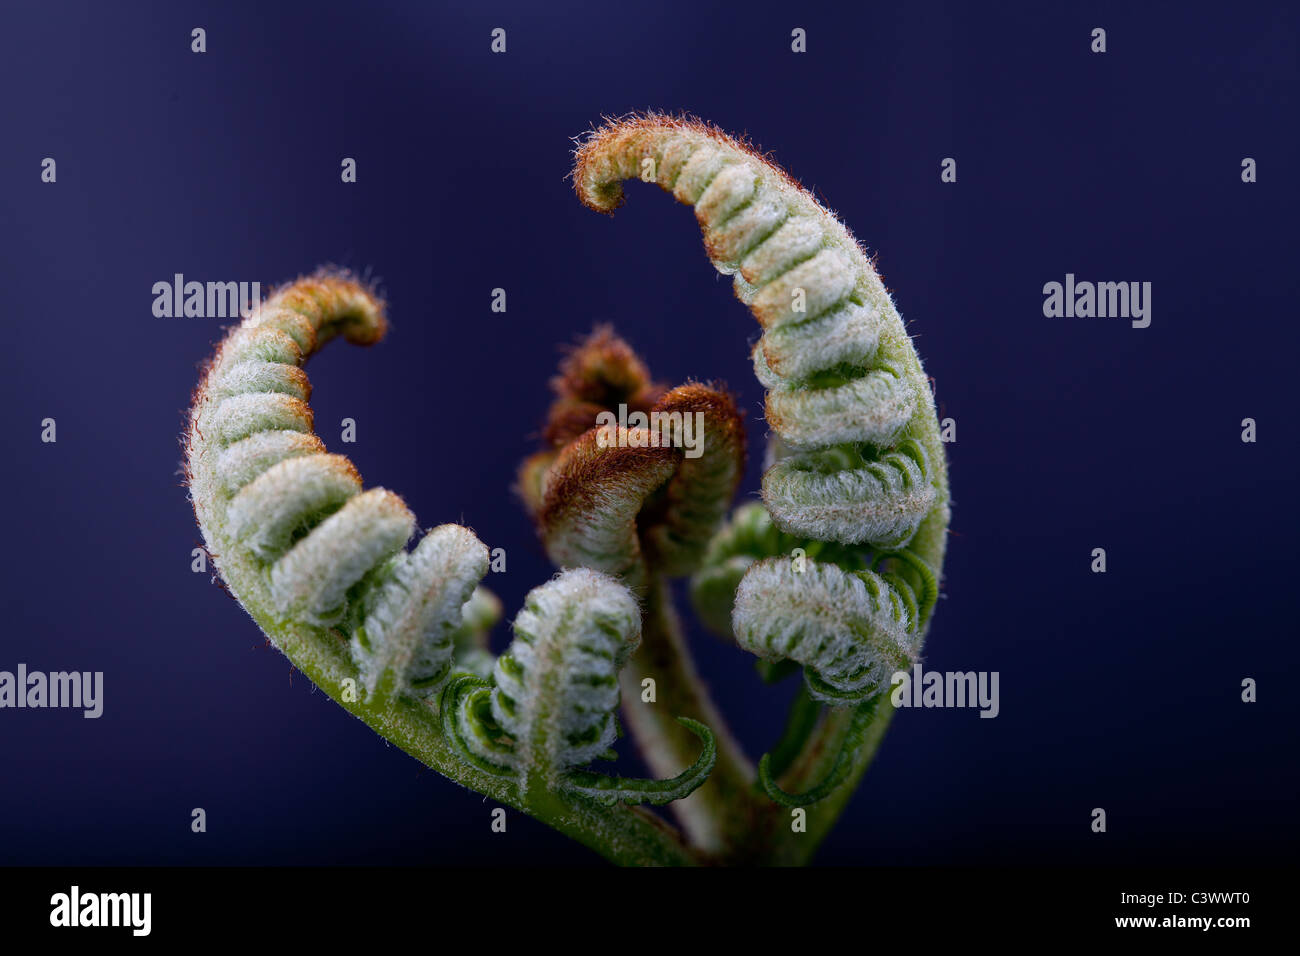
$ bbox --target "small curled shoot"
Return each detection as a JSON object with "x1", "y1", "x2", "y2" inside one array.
[
  {"x1": 732, "y1": 557, "x2": 925, "y2": 705},
  {"x1": 443, "y1": 569, "x2": 716, "y2": 806},
  {"x1": 521, "y1": 328, "x2": 746, "y2": 586}
]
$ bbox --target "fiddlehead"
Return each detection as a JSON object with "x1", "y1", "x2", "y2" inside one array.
[
  {"x1": 518, "y1": 329, "x2": 747, "y2": 589},
  {"x1": 182, "y1": 111, "x2": 954, "y2": 862},
  {"x1": 573, "y1": 114, "x2": 949, "y2": 553},
  {"x1": 732, "y1": 555, "x2": 931, "y2": 705},
  {"x1": 187, "y1": 272, "x2": 496, "y2": 702},
  {"x1": 443, "y1": 568, "x2": 716, "y2": 807},
  {"x1": 515, "y1": 328, "x2": 758, "y2": 851},
  {"x1": 573, "y1": 114, "x2": 951, "y2": 810},
  {"x1": 689, "y1": 501, "x2": 871, "y2": 639}
]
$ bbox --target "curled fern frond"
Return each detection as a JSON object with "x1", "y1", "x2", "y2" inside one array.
[
  {"x1": 351, "y1": 523, "x2": 489, "y2": 699},
  {"x1": 186, "y1": 272, "x2": 496, "y2": 702},
  {"x1": 573, "y1": 114, "x2": 950, "y2": 813},
  {"x1": 492, "y1": 567, "x2": 641, "y2": 775},
  {"x1": 572, "y1": 112, "x2": 949, "y2": 555},
  {"x1": 638, "y1": 383, "x2": 747, "y2": 575},
  {"x1": 444, "y1": 569, "x2": 716, "y2": 806},
  {"x1": 182, "y1": 111, "x2": 956, "y2": 863},
  {"x1": 535, "y1": 429, "x2": 679, "y2": 588},
  {"x1": 689, "y1": 502, "x2": 872, "y2": 639},
  {"x1": 524, "y1": 329, "x2": 746, "y2": 585},
  {"x1": 542, "y1": 325, "x2": 666, "y2": 448},
  {"x1": 761, "y1": 439, "x2": 936, "y2": 549},
  {"x1": 574, "y1": 113, "x2": 949, "y2": 669},
  {"x1": 732, "y1": 557, "x2": 923, "y2": 704},
  {"x1": 688, "y1": 503, "x2": 774, "y2": 638}
]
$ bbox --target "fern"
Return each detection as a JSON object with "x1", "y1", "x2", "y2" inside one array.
[{"x1": 185, "y1": 112, "x2": 951, "y2": 864}]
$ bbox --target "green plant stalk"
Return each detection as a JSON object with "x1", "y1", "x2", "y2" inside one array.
[
  {"x1": 753, "y1": 508, "x2": 946, "y2": 863},
  {"x1": 618, "y1": 574, "x2": 761, "y2": 858},
  {"x1": 764, "y1": 682, "x2": 821, "y2": 779},
  {"x1": 709, "y1": 466, "x2": 948, "y2": 854},
  {"x1": 617, "y1": 571, "x2": 901, "y2": 865},
  {"x1": 764, "y1": 699, "x2": 896, "y2": 865}
]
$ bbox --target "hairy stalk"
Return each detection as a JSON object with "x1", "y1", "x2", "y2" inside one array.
[
  {"x1": 618, "y1": 575, "x2": 759, "y2": 858},
  {"x1": 761, "y1": 701, "x2": 896, "y2": 865}
]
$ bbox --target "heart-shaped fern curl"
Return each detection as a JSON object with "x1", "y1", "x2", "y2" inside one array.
[{"x1": 573, "y1": 113, "x2": 951, "y2": 809}]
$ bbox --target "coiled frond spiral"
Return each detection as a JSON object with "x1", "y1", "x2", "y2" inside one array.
[
  {"x1": 574, "y1": 114, "x2": 951, "y2": 805},
  {"x1": 518, "y1": 328, "x2": 747, "y2": 587},
  {"x1": 733, "y1": 552, "x2": 936, "y2": 705},
  {"x1": 443, "y1": 569, "x2": 715, "y2": 806},
  {"x1": 186, "y1": 272, "x2": 499, "y2": 702}
]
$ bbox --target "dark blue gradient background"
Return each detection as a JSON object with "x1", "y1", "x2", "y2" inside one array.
[{"x1": 1, "y1": 0, "x2": 1296, "y2": 866}]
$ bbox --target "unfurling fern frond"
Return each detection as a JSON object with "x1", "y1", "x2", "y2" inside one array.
[
  {"x1": 573, "y1": 113, "x2": 951, "y2": 806},
  {"x1": 520, "y1": 329, "x2": 747, "y2": 587},
  {"x1": 732, "y1": 556, "x2": 931, "y2": 705},
  {"x1": 183, "y1": 110, "x2": 957, "y2": 862},
  {"x1": 689, "y1": 501, "x2": 873, "y2": 639},
  {"x1": 573, "y1": 113, "x2": 949, "y2": 557},
  {"x1": 186, "y1": 272, "x2": 498, "y2": 703},
  {"x1": 443, "y1": 569, "x2": 716, "y2": 807}
]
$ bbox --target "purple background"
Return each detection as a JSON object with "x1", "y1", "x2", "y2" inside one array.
[{"x1": 0, "y1": 0, "x2": 1296, "y2": 865}]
